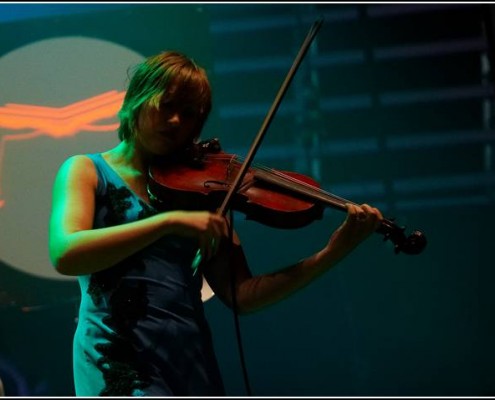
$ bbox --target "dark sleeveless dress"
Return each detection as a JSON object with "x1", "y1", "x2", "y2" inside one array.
[{"x1": 72, "y1": 153, "x2": 225, "y2": 396}]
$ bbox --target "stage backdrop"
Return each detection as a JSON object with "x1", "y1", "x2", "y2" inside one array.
[{"x1": 0, "y1": 3, "x2": 494, "y2": 397}]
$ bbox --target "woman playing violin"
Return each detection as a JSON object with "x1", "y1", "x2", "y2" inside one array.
[{"x1": 48, "y1": 50, "x2": 383, "y2": 396}]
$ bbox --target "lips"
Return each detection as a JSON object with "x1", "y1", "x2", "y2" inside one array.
[
  {"x1": 155, "y1": 130, "x2": 175, "y2": 145},
  {"x1": 158, "y1": 127, "x2": 182, "y2": 138}
]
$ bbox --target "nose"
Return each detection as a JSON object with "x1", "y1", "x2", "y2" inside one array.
[{"x1": 167, "y1": 111, "x2": 180, "y2": 126}]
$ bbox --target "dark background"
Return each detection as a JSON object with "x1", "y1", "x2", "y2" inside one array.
[{"x1": 0, "y1": 3, "x2": 494, "y2": 396}]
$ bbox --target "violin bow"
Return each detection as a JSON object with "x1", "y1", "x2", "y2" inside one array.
[{"x1": 190, "y1": 18, "x2": 323, "y2": 275}]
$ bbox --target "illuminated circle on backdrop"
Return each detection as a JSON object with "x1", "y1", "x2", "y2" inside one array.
[
  {"x1": 0, "y1": 35, "x2": 215, "y2": 303},
  {"x1": 0, "y1": 36, "x2": 144, "y2": 281}
]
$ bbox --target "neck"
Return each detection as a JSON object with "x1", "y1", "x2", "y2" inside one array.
[{"x1": 110, "y1": 140, "x2": 150, "y2": 174}]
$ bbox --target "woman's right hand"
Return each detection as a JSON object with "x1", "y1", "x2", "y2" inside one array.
[{"x1": 166, "y1": 210, "x2": 230, "y2": 260}]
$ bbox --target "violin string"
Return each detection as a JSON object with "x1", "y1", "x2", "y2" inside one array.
[
  {"x1": 257, "y1": 165, "x2": 352, "y2": 204},
  {"x1": 255, "y1": 168, "x2": 350, "y2": 210},
  {"x1": 204, "y1": 154, "x2": 356, "y2": 208},
  {"x1": 246, "y1": 163, "x2": 397, "y2": 229},
  {"x1": 203, "y1": 154, "x2": 396, "y2": 229}
]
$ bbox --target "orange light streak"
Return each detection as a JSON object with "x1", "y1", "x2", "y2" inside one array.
[{"x1": 0, "y1": 90, "x2": 126, "y2": 207}]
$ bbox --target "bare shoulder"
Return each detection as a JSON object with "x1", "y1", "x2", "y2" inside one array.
[
  {"x1": 55, "y1": 154, "x2": 97, "y2": 185},
  {"x1": 58, "y1": 154, "x2": 94, "y2": 170}
]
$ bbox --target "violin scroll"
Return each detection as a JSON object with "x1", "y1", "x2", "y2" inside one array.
[
  {"x1": 398, "y1": 230, "x2": 427, "y2": 255},
  {"x1": 377, "y1": 220, "x2": 427, "y2": 255}
]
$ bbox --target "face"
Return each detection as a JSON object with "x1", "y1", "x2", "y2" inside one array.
[{"x1": 134, "y1": 85, "x2": 203, "y2": 157}]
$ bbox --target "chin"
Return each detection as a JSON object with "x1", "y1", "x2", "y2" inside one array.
[
  {"x1": 150, "y1": 147, "x2": 174, "y2": 158},
  {"x1": 149, "y1": 139, "x2": 176, "y2": 156}
]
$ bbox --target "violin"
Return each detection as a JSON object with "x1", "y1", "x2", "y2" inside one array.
[{"x1": 148, "y1": 138, "x2": 427, "y2": 255}]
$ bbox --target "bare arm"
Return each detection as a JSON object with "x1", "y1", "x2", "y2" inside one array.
[
  {"x1": 204, "y1": 203, "x2": 382, "y2": 314},
  {"x1": 49, "y1": 155, "x2": 228, "y2": 276}
]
